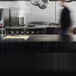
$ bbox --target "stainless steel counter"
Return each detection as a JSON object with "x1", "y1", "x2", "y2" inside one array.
[
  {"x1": 0, "y1": 35, "x2": 76, "y2": 53},
  {"x1": 0, "y1": 35, "x2": 75, "y2": 42}
]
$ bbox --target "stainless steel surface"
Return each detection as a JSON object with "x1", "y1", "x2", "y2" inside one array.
[
  {"x1": 30, "y1": 0, "x2": 40, "y2": 6},
  {"x1": 38, "y1": 0, "x2": 49, "y2": 9},
  {"x1": 0, "y1": 35, "x2": 74, "y2": 42},
  {"x1": 27, "y1": 35, "x2": 60, "y2": 42},
  {"x1": 0, "y1": 9, "x2": 3, "y2": 21},
  {"x1": 3, "y1": 8, "x2": 9, "y2": 26},
  {"x1": 9, "y1": 8, "x2": 19, "y2": 26},
  {"x1": 19, "y1": 17, "x2": 24, "y2": 26},
  {"x1": 10, "y1": 17, "x2": 19, "y2": 26}
]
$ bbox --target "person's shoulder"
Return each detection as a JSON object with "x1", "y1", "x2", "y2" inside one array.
[
  {"x1": 64, "y1": 6, "x2": 70, "y2": 12},
  {"x1": 64, "y1": 6, "x2": 70, "y2": 10}
]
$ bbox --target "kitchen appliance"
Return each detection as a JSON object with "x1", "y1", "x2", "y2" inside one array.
[
  {"x1": 19, "y1": 17, "x2": 24, "y2": 26},
  {"x1": 26, "y1": 28, "x2": 45, "y2": 34},
  {"x1": 3, "y1": 8, "x2": 10, "y2": 27},
  {"x1": 0, "y1": 9, "x2": 3, "y2": 21},
  {"x1": 6, "y1": 28, "x2": 25, "y2": 35}
]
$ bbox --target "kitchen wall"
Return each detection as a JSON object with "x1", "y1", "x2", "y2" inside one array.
[{"x1": 0, "y1": 1, "x2": 76, "y2": 26}]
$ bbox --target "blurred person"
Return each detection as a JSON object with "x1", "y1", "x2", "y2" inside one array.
[{"x1": 59, "y1": 0, "x2": 73, "y2": 35}]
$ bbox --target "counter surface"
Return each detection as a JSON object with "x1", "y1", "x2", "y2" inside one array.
[{"x1": 0, "y1": 35, "x2": 76, "y2": 42}]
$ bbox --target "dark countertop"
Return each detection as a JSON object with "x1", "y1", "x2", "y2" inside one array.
[{"x1": 0, "y1": 34, "x2": 76, "y2": 42}]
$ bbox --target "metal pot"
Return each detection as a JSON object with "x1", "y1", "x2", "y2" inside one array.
[
  {"x1": 30, "y1": 0, "x2": 41, "y2": 6},
  {"x1": 30, "y1": 0, "x2": 49, "y2": 9}
]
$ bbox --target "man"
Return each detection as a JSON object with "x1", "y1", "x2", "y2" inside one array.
[{"x1": 59, "y1": 0, "x2": 72, "y2": 35}]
